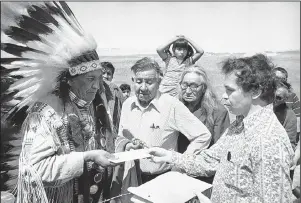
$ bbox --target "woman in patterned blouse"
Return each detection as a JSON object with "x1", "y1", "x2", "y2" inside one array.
[{"x1": 149, "y1": 54, "x2": 294, "y2": 203}]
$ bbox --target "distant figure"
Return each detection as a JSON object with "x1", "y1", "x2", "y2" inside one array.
[
  {"x1": 119, "y1": 83, "x2": 131, "y2": 99},
  {"x1": 156, "y1": 35, "x2": 204, "y2": 97},
  {"x1": 273, "y1": 80, "x2": 298, "y2": 150},
  {"x1": 101, "y1": 62, "x2": 115, "y2": 82},
  {"x1": 273, "y1": 67, "x2": 300, "y2": 118},
  {"x1": 99, "y1": 62, "x2": 125, "y2": 133}
]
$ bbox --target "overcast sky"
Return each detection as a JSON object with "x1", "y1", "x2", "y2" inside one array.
[{"x1": 69, "y1": 2, "x2": 300, "y2": 55}]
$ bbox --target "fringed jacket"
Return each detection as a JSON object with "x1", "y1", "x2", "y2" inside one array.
[{"x1": 16, "y1": 91, "x2": 115, "y2": 203}]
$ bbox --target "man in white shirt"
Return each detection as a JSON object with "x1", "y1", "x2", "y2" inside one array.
[{"x1": 115, "y1": 57, "x2": 211, "y2": 182}]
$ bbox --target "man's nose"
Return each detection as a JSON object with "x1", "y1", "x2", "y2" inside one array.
[
  {"x1": 140, "y1": 82, "x2": 147, "y2": 91},
  {"x1": 186, "y1": 87, "x2": 192, "y2": 93},
  {"x1": 92, "y1": 81, "x2": 100, "y2": 89},
  {"x1": 222, "y1": 92, "x2": 228, "y2": 100}
]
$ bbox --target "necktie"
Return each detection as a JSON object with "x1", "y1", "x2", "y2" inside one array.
[{"x1": 233, "y1": 115, "x2": 244, "y2": 134}]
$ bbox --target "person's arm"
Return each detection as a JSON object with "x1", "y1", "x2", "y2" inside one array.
[
  {"x1": 114, "y1": 99, "x2": 142, "y2": 152},
  {"x1": 292, "y1": 139, "x2": 300, "y2": 168},
  {"x1": 115, "y1": 101, "x2": 131, "y2": 152},
  {"x1": 184, "y1": 36, "x2": 204, "y2": 64},
  {"x1": 149, "y1": 133, "x2": 227, "y2": 177},
  {"x1": 250, "y1": 131, "x2": 293, "y2": 202},
  {"x1": 156, "y1": 36, "x2": 179, "y2": 61},
  {"x1": 291, "y1": 92, "x2": 300, "y2": 118},
  {"x1": 284, "y1": 109, "x2": 298, "y2": 150},
  {"x1": 171, "y1": 101, "x2": 211, "y2": 154},
  {"x1": 22, "y1": 113, "x2": 113, "y2": 185}
]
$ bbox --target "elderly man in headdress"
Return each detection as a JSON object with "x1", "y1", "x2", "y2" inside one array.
[{"x1": 1, "y1": 2, "x2": 120, "y2": 203}]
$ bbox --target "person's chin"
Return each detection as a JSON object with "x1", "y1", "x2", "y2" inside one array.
[{"x1": 86, "y1": 92, "x2": 97, "y2": 100}]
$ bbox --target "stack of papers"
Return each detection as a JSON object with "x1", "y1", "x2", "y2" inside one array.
[{"x1": 128, "y1": 171, "x2": 212, "y2": 203}]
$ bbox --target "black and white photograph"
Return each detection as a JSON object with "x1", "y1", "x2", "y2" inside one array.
[{"x1": 1, "y1": 1, "x2": 300, "y2": 203}]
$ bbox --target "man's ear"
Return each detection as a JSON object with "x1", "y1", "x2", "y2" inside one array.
[{"x1": 252, "y1": 89, "x2": 262, "y2": 99}]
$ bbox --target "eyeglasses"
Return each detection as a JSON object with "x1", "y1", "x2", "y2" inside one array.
[
  {"x1": 180, "y1": 83, "x2": 203, "y2": 91},
  {"x1": 275, "y1": 95, "x2": 284, "y2": 101}
]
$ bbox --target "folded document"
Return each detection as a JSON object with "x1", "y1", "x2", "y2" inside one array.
[
  {"x1": 108, "y1": 149, "x2": 151, "y2": 163},
  {"x1": 128, "y1": 171, "x2": 212, "y2": 203}
]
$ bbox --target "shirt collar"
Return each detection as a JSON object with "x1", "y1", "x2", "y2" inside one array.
[
  {"x1": 131, "y1": 92, "x2": 161, "y2": 113},
  {"x1": 241, "y1": 104, "x2": 274, "y2": 129},
  {"x1": 69, "y1": 90, "x2": 91, "y2": 108}
]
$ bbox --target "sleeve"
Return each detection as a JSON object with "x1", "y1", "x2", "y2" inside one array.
[
  {"x1": 250, "y1": 129, "x2": 294, "y2": 202},
  {"x1": 20, "y1": 112, "x2": 84, "y2": 186},
  {"x1": 170, "y1": 101, "x2": 212, "y2": 154},
  {"x1": 115, "y1": 101, "x2": 131, "y2": 152},
  {"x1": 163, "y1": 52, "x2": 172, "y2": 65},
  {"x1": 212, "y1": 106, "x2": 230, "y2": 144},
  {"x1": 284, "y1": 109, "x2": 298, "y2": 150},
  {"x1": 170, "y1": 133, "x2": 227, "y2": 177},
  {"x1": 291, "y1": 92, "x2": 300, "y2": 117}
]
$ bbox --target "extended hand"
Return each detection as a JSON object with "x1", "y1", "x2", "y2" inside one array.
[
  {"x1": 148, "y1": 147, "x2": 172, "y2": 163},
  {"x1": 125, "y1": 142, "x2": 143, "y2": 151},
  {"x1": 84, "y1": 150, "x2": 117, "y2": 167},
  {"x1": 125, "y1": 138, "x2": 147, "y2": 151}
]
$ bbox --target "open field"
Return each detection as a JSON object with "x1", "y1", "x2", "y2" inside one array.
[{"x1": 104, "y1": 51, "x2": 300, "y2": 100}]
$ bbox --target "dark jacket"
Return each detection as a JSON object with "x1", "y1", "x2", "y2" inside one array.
[
  {"x1": 274, "y1": 103, "x2": 298, "y2": 150},
  {"x1": 178, "y1": 103, "x2": 230, "y2": 153}
]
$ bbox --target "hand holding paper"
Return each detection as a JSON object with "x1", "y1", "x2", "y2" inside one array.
[
  {"x1": 108, "y1": 149, "x2": 151, "y2": 163},
  {"x1": 148, "y1": 147, "x2": 173, "y2": 163}
]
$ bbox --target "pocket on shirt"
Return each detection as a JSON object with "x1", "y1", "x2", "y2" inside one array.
[{"x1": 222, "y1": 160, "x2": 251, "y2": 195}]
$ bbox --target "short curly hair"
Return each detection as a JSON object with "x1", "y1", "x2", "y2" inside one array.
[{"x1": 221, "y1": 54, "x2": 276, "y2": 103}]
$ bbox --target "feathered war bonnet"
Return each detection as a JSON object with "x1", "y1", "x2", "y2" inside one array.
[{"x1": 1, "y1": 1, "x2": 103, "y2": 119}]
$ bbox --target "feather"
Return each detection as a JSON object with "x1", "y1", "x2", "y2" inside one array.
[
  {"x1": 27, "y1": 5, "x2": 59, "y2": 27},
  {"x1": 1, "y1": 1, "x2": 100, "y2": 121},
  {"x1": 58, "y1": 1, "x2": 83, "y2": 31},
  {"x1": 4, "y1": 26, "x2": 42, "y2": 43},
  {"x1": 1, "y1": 43, "x2": 47, "y2": 57},
  {"x1": 9, "y1": 75, "x2": 41, "y2": 92},
  {"x1": 18, "y1": 15, "x2": 54, "y2": 35}
]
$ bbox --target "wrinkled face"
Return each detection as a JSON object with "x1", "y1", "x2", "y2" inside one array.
[
  {"x1": 222, "y1": 72, "x2": 253, "y2": 116},
  {"x1": 133, "y1": 68, "x2": 160, "y2": 107},
  {"x1": 174, "y1": 47, "x2": 188, "y2": 60},
  {"x1": 274, "y1": 70, "x2": 287, "y2": 82},
  {"x1": 102, "y1": 68, "x2": 114, "y2": 82},
  {"x1": 122, "y1": 89, "x2": 131, "y2": 99},
  {"x1": 181, "y1": 72, "x2": 205, "y2": 103},
  {"x1": 69, "y1": 69, "x2": 102, "y2": 102},
  {"x1": 274, "y1": 87, "x2": 289, "y2": 106}
]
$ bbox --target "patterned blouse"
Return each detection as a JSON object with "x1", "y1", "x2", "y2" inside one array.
[{"x1": 171, "y1": 104, "x2": 294, "y2": 203}]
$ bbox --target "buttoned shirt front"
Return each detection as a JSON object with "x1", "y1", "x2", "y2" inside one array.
[{"x1": 116, "y1": 93, "x2": 211, "y2": 174}]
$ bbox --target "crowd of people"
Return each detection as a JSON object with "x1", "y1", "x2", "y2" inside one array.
[{"x1": 1, "y1": 2, "x2": 300, "y2": 203}]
